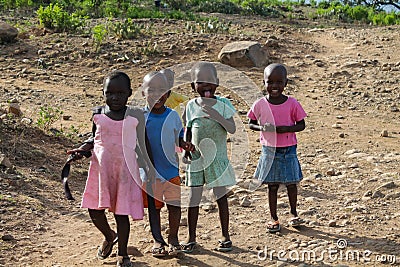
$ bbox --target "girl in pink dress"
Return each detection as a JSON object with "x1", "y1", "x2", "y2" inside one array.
[{"x1": 67, "y1": 70, "x2": 153, "y2": 267}]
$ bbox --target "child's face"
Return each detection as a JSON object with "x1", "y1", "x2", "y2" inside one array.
[
  {"x1": 264, "y1": 68, "x2": 287, "y2": 99},
  {"x1": 191, "y1": 65, "x2": 219, "y2": 98},
  {"x1": 193, "y1": 82, "x2": 218, "y2": 98},
  {"x1": 142, "y1": 73, "x2": 170, "y2": 110},
  {"x1": 103, "y1": 78, "x2": 131, "y2": 111},
  {"x1": 143, "y1": 87, "x2": 170, "y2": 110}
]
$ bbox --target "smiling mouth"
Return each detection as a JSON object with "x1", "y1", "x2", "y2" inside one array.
[{"x1": 204, "y1": 90, "x2": 211, "y2": 97}]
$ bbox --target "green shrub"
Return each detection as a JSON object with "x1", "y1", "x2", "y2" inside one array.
[
  {"x1": 111, "y1": 19, "x2": 145, "y2": 39},
  {"x1": 36, "y1": 3, "x2": 85, "y2": 32},
  {"x1": 36, "y1": 106, "x2": 63, "y2": 132},
  {"x1": 92, "y1": 24, "x2": 108, "y2": 52}
]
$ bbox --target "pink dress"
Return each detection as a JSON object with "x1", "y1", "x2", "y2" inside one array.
[{"x1": 81, "y1": 114, "x2": 144, "y2": 220}]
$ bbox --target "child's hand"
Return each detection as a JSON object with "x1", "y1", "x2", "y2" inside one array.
[
  {"x1": 179, "y1": 140, "x2": 195, "y2": 152},
  {"x1": 262, "y1": 123, "x2": 276, "y2": 132},
  {"x1": 182, "y1": 150, "x2": 192, "y2": 164},
  {"x1": 201, "y1": 105, "x2": 224, "y2": 121},
  {"x1": 66, "y1": 149, "x2": 92, "y2": 163}
]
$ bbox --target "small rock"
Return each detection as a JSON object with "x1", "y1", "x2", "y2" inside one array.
[
  {"x1": 201, "y1": 203, "x2": 216, "y2": 211},
  {"x1": 179, "y1": 218, "x2": 187, "y2": 226},
  {"x1": 371, "y1": 190, "x2": 385, "y2": 198},
  {"x1": 328, "y1": 220, "x2": 337, "y2": 227},
  {"x1": 20, "y1": 118, "x2": 32, "y2": 125},
  {"x1": 380, "y1": 130, "x2": 389, "y2": 137},
  {"x1": 326, "y1": 169, "x2": 336, "y2": 176},
  {"x1": 0, "y1": 154, "x2": 12, "y2": 168},
  {"x1": 8, "y1": 102, "x2": 22, "y2": 116},
  {"x1": 240, "y1": 196, "x2": 251, "y2": 207},
  {"x1": 377, "y1": 181, "x2": 397, "y2": 190},
  {"x1": 2, "y1": 234, "x2": 14, "y2": 241}
]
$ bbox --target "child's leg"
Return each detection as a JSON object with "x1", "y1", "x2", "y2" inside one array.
[
  {"x1": 88, "y1": 209, "x2": 115, "y2": 241},
  {"x1": 268, "y1": 184, "x2": 279, "y2": 221},
  {"x1": 187, "y1": 186, "x2": 203, "y2": 243},
  {"x1": 166, "y1": 204, "x2": 181, "y2": 245},
  {"x1": 114, "y1": 214, "x2": 130, "y2": 257},
  {"x1": 213, "y1": 186, "x2": 230, "y2": 242},
  {"x1": 286, "y1": 184, "x2": 298, "y2": 217},
  {"x1": 164, "y1": 176, "x2": 181, "y2": 246},
  {"x1": 153, "y1": 208, "x2": 163, "y2": 247}
]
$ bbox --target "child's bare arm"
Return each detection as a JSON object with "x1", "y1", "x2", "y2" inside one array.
[
  {"x1": 248, "y1": 119, "x2": 263, "y2": 131},
  {"x1": 201, "y1": 105, "x2": 236, "y2": 134},
  {"x1": 275, "y1": 119, "x2": 306, "y2": 133},
  {"x1": 66, "y1": 122, "x2": 95, "y2": 160},
  {"x1": 183, "y1": 127, "x2": 193, "y2": 160},
  {"x1": 130, "y1": 109, "x2": 155, "y2": 176}
]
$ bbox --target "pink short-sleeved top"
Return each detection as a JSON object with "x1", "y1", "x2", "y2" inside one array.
[{"x1": 247, "y1": 96, "x2": 307, "y2": 147}]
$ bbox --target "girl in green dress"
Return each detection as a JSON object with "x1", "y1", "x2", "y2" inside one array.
[{"x1": 181, "y1": 61, "x2": 236, "y2": 253}]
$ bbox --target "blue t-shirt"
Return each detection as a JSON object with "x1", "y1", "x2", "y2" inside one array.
[{"x1": 144, "y1": 106, "x2": 184, "y2": 181}]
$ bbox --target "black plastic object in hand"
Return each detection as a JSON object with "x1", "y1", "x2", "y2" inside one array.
[{"x1": 61, "y1": 151, "x2": 92, "y2": 200}]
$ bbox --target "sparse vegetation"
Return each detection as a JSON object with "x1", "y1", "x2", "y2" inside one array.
[
  {"x1": 1, "y1": 0, "x2": 399, "y2": 27},
  {"x1": 36, "y1": 106, "x2": 63, "y2": 132}
]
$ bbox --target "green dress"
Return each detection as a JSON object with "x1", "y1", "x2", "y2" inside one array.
[{"x1": 185, "y1": 96, "x2": 236, "y2": 188}]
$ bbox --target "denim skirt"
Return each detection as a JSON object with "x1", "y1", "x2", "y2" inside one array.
[{"x1": 254, "y1": 145, "x2": 303, "y2": 184}]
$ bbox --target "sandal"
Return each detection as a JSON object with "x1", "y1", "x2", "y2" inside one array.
[
  {"x1": 180, "y1": 241, "x2": 197, "y2": 253},
  {"x1": 267, "y1": 220, "x2": 281, "y2": 233},
  {"x1": 117, "y1": 256, "x2": 132, "y2": 267},
  {"x1": 289, "y1": 217, "x2": 305, "y2": 227},
  {"x1": 151, "y1": 245, "x2": 168, "y2": 258},
  {"x1": 168, "y1": 244, "x2": 182, "y2": 256},
  {"x1": 216, "y1": 240, "x2": 232, "y2": 252},
  {"x1": 97, "y1": 231, "x2": 118, "y2": 260}
]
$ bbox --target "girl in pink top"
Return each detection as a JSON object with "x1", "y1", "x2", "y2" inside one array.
[
  {"x1": 247, "y1": 63, "x2": 307, "y2": 233},
  {"x1": 67, "y1": 70, "x2": 153, "y2": 267}
]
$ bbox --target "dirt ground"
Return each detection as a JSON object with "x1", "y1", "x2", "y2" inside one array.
[{"x1": 0, "y1": 12, "x2": 400, "y2": 267}]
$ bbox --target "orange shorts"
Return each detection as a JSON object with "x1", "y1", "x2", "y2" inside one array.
[{"x1": 142, "y1": 176, "x2": 181, "y2": 209}]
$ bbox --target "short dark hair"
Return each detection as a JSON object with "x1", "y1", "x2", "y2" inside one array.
[{"x1": 104, "y1": 70, "x2": 132, "y2": 93}]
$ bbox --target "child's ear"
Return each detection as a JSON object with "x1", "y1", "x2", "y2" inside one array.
[{"x1": 191, "y1": 82, "x2": 195, "y2": 91}]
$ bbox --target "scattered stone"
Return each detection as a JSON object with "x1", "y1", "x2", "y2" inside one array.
[
  {"x1": 20, "y1": 118, "x2": 32, "y2": 125},
  {"x1": 371, "y1": 190, "x2": 385, "y2": 198},
  {"x1": 328, "y1": 220, "x2": 337, "y2": 227},
  {"x1": 8, "y1": 102, "x2": 22, "y2": 116},
  {"x1": 0, "y1": 22, "x2": 18, "y2": 43},
  {"x1": 326, "y1": 169, "x2": 336, "y2": 176},
  {"x1": 377, "y1": 181, "x2": 397, "y2": 190},
  {"x1": 179, "y1": 218, "x2": 187, "y2": 226},
  {"x1": 380, "y1": 130, "x2": 389, "y2": 137},
  {"x1": 2, "y1": 234, "x2": 14, "y2": 241},
  {"x1": 201, "y1": 203, "x2": 216, "y2": 211},
  {"x1": 218, "y1": 41, "x2": 268, "y2": 67},
  {"x1": 240, "y1": 196, "x2": 251, "y2": 207},
  {"x1": 0, "y1": 154, "x2": 12, "y2": 168}
]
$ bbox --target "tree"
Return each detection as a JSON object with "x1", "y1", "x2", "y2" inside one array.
[{"x1": 344, "y1": 0, "x2": 400, "y2": 11}]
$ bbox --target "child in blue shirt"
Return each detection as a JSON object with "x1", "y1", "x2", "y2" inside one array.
[{"x1": 141, "y1": 70, "x2": 195, "y2": 257}]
